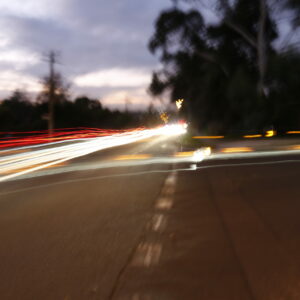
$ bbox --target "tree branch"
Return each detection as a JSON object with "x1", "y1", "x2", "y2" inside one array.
[
  {"x1": 224, "y1": 21, "x2": 258, "y2": 49},
  {"x1": 197, "y1": 51, "x2": 229, "y2": 77}
]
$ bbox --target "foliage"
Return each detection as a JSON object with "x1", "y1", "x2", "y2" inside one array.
[
  {"x1": 0, "y1": 91, "x2": 160, "y2": 133},
  {"x1": 37, "y1": 72, "x2": 70, "y2": 104},
  {"x1": 0, "y1": 91, "x2": 36, "y2": 132},
  {"x1": 149, "y1": 0, "x2": 300, "y2": 134}
]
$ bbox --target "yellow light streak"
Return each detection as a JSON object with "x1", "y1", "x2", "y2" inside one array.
[
  {"x1": 0, "y1": 162, "x2": 67, "y2": 175},
  {"x1": 265, "y1": 130, "x2": 276, "y2": 137},
  {"x1": 114, "y1": 154, "x2": 152, "y2": 161},
  {"x1": 193, "y1": 136, "x2": 224, "y2": 139},
  {"x1": 221, "y1": 147, "x2": 253, "y2": 153},
  {"x1": 243, "y1": 134, "x2": 262, "y2": 138},
  {"x1": 173, "y1": 151, "x2": 194, "y2": 158},
  {"x1": 285, "y1": 145, "x2": 300, "y2": 150}
]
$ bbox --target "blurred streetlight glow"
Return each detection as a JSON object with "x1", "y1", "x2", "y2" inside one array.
[
  {"x1": 176, "y1": 99, "x2": 184, "y2": 110},
  {"x1": 265, "y1": 130, "x2": 276, "y2": 137}
]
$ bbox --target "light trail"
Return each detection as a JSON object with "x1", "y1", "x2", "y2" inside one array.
[
  {"x1": 2, "y1": 121, "x2": 300, "y2": 184},
  {"x1": 0, "y1": 124, "x2": 187, "y2": 182},
  {"x1": 2, "y1": 151, "x2": 300, "y2": 197},
  {"x1": 243, "y1": 134, "x2": 263, "y2": 138},
  {"x1": 193, "y1": 135, "x2": 224, "y2": 139},
  {"x1": 221, "y1": 147, "x2": 254, "y2": 153},
  {"x1": 0, "y1": 127, "x2": 134, "y2": 149}
]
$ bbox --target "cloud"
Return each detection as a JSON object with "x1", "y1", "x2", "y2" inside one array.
[
  {"x1": 0, "y1": 0, "x2": 172, "y2": 108},
  {"x1": 100, "y1": 88, "x2": 155, "y2": 110},
  {"x1": 0, "y1": 70, "x2": 42, "y2": 93},
  {"x1": 73, "y1": 68, "x2": 151, "y2": 88},
  {"x1": 0, "y1": 49, "x2": 39, "y2": 70},
  {"x1": 0, "y1": 0, "x2": 67, "y2": 19}
]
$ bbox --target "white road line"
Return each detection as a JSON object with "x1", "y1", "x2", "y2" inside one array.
[
  {"x1": 155, "y1": 197, "x2": 173, "y2": 210},
  {"x1": 131, "y1": 243, "x2": 162, "y2": 267},
  {"x1": 165, "y1": 171, "x2": 177, "y2": 186},
  {"x1": 161, "y1": 184, "x2": 175, "y2": 197},
  {"x1": 155, "y1": 171, "x2": 177, "y2": 211},
  {"x1": 151, "y1": 214, "x2": 167, "y2": 232},
  {"x1": 119, "y1": 170, "x2": 178, "y2": 298}
]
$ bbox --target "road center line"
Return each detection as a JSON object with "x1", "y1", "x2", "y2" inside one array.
[
  {"x1": 155, "y1": 197, "x2": 173, "y2": 210},
  {"x1": 130, "y1": 242, "x2": 162, "y2": 267},
  {"x1": 151, "y1": 214, "x2": 167, "y2": 232},
  {"x1": 155, "y1": 171, "x2": 177, "y2": 211}
]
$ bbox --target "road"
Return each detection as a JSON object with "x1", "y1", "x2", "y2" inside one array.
[{"x1": 0, "y1": 136, "x2": 300, "y2": 300}]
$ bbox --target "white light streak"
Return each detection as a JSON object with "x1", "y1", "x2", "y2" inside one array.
[
  {"x1": 160, "y1": 124, "x2": 187, "y2": 136},
  {"x1": 0, "y1": 125, "x2": 186, "y2": 182},
  {"x1": 193, "y1": 147, "x2": 211, "y2": 162}
]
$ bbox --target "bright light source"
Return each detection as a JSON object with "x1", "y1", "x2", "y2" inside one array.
[
  {"x1": 159, "y1": 124, "x2": 187, "y2": 136},
  {"x1": 192, "y1": 147, "x2": 211, "y2": 162},
  {"x1": 190, "y1": 164, "x2": 197, "y2": 170},
  {"x1": 176, "y1": 99, "x2": 184, "y2": 110},
  {"x1": 160, "y1": 112, "x2": 169, "y2": 124},
  {"x1": 265, "y1": 130, "x2": 276, "y2": 137},
  {"x1": 203, "y1": 147, "x2": 211, "y2": 156},
  {"x1": 193, "y1": 150, "x2": 205, "y2": 162}
]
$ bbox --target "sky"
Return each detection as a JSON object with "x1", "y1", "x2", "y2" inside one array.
[
  {"x1": 0, "y1": 0, "x2": 173, "y2": 110},
  {"x1": 0, "y1": 0, "x2": 296, "y2": 111}
]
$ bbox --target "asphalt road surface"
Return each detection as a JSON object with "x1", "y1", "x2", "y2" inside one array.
[{"x1": 1, "y1": 137, "x2": 300, "y2": 300}]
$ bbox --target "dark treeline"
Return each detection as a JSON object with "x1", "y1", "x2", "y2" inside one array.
[
  {"x1": 0, "y1": 89, "x2": 161, "y2": 133},
  {"x1": 149, "y1": 0, "x2": 300, "y2": 134}
]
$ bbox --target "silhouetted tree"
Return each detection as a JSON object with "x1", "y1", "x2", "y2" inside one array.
[
  {"x1": 0, "y1": 91, "x2": 153, "y2": 133},
  {"x1": 37, "y1": 72, "x2": 70, "y2": 104},
  {"x1": 0, "y1": 90, "x2": 35, "y2": 132},
  {"x1": 149, "y1": 0, "x2": 300, "y2": 134}
]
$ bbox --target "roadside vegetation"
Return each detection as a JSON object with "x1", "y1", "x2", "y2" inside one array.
[{"x1": 149, "y1": 0, "x2": 300, "y2": 134}]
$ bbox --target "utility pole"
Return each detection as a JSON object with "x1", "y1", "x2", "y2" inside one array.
[
  {"x1": 44, "y1": 51, "x2": 59, "y2": 136},
  {"x1": 257, "y1": 0, "x2": 267, "y2": 98}
]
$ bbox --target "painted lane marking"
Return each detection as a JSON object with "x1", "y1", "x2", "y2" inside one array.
[
  {"x1": 115, "y1": 171, "x2": 178, "y2": 298},
  {"x1": 165, "y1": 172, "x2": 177, "y2": 186},
  {"x1": 131, "y1": 243, "x2": 162, "y2": 267},
  {"x1": 150, "y1": 214, "x2": 167, "y2": 232},
  {"x1": 155, "y1": 197, "x2": 173, "y2": 210},
  {"x1": 161, "y1": 183, "x2": 175, "y2": 197},
  {"x1": 155, "y1": 171, "x2": 177, "y2": 211}
]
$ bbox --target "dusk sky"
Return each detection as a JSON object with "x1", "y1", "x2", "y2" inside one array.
[
  {"x1": 0, "y1": 0, "x2": 174, "y2": 110},
  {"x1": 0, "y1": 0, "x2": 293, "y2": 110}
]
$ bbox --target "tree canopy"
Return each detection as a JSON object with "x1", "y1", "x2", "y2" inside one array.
[
  {"x1": 0, "y1": 90, "x2": 160, "y2": 133},
  {"x1": 149, "y1": 0, "x2": 300, "y2": 134}
]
